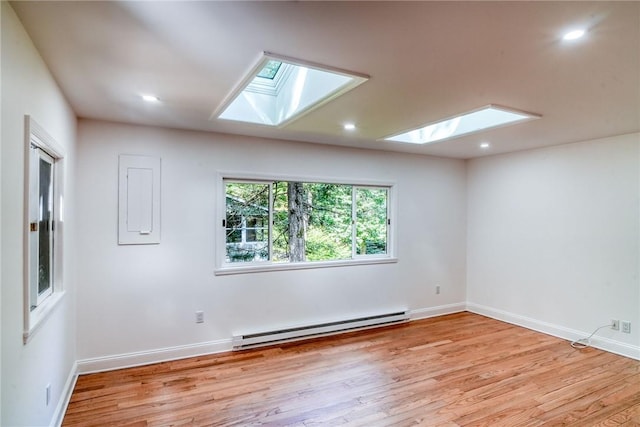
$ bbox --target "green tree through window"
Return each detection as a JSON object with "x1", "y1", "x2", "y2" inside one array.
[
  {"x1": 225, "y1": 182, "x2": 270, "y2": 262},
  {"x1": 224, "y1": 180, "x2": 389, "y2": 264},
  {"x1": 355, "y1": 187, "x2": 388, "y2": 255}
]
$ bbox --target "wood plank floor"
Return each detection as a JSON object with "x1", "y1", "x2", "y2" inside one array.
[{"x1": 63, "y1": 312, "x2": 640, "y2": 426}]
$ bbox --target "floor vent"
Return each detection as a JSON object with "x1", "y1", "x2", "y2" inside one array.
[{"x1": 232, "y1": 310, "x2": 409, "y2": 350}]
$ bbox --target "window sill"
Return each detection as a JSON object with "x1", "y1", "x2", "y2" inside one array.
[
  {"x1": 215, "y1": 257, "x2": 398, "y2": 276},
  {"x1": 23, "y1": 290, "x2": 66, "y2": 345}
]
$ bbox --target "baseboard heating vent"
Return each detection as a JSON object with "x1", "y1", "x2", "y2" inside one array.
[{"x1": 232, "y1": 310, "x2": 409, "y2": 350}]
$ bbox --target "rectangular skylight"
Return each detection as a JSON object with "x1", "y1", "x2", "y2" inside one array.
[
  {"x1": 216, "y1": 53, "x2": 368, "y2": 127},
  {"x1": 384, "y1": 105, "x2": 540, "y2": 145},
  {"x1": 256, "y1": 60, "x2": 282, "y2": 80}
]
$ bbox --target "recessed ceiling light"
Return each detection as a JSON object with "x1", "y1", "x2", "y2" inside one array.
[
  {"x1": 343, "y1": 123, "x2": 356, "y2": 131},
  {"x1": 216, "y1": 53, "x2": 369, "y2": 127},
  {"x1": 480, "y1": 142, "x2": 491, "y2": 149},
  {"x1": 142, "y1": 94, "x2": 160, "y2": 102},
  {"x1": 384, "y1": 105, "x2": 540, "y2": 145},
  {"x1": 563, "y1": 29, "x2": 585, "y2": 41}
]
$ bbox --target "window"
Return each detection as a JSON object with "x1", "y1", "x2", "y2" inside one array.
[
  {"x1": 30, "y1": 147, "x2": 55, "y2": 308},
  {"x1": 355, "y1": 187, "x2": 388, "y2": 255},
  {"x1": 384, "y1": 105, "x2": 540, "y2": 145},
  {"x1": 220, "y1": 178, "x2": 393, "y2": 272},
  {"x1": 217, "y1": 53, "x2": 369, "y2": 126},
  {"x1": 225, "y1": 182, "x2": 270, "y2": 262},
  {"x1": 256, "y1": 60, "x2": 283, "y2": 80},
  {"x1": 24, "y1": 116, "x2": 66, "y2": 343}
]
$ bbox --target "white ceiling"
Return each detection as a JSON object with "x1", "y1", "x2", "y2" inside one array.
[{"x1": 11, "y1": 1, "x2": 640, "y2": 159}]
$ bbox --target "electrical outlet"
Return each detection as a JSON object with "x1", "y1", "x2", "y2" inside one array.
[
  {"x1": 435, "y1": 285, "x2": 441, "y2": 295},
  {"x1": 611, "y1": 319, "x2": 619, "y2": 331},
  {"x1": 46, "y1": 384, "x2": 51, "y2": 406},
  {"x1": 621, "y1": 321, "x2": 631, "y2": 334},
  {"x1": 195, "y1": 311, "x2": 204, "y2": 324}
]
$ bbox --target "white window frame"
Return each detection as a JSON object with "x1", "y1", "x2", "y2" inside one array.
[
  {"x1": 215, "y1": 172, "x2": 397, "y2": 275},
  {"x1": 224, "y1": 179, "x2": 273, "y2": 264},
  {"x1": 31, "y1": 148, "x2": 55, "y2": 307},
  {"x1": 23, "y1": 116, "x2": 66, "y2": 344},
  {"x1": 353, "y1": 186, "x2": 390, "y2": 260}
]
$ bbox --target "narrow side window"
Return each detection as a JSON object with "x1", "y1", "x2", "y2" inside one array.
[
  {"x1": 24, "y1": 116, "x2": 66, "y2": 343},
  {"x1": 29, "y1": 147, "x2": 55, "y2": 309}
]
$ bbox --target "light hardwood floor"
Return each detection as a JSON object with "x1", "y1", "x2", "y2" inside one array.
[{"x1": 63, "y1": 312, "x2": 640, "y2": 426}]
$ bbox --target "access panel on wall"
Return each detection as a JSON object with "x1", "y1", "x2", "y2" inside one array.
[{"x1": 118, "y1": 154, "x2": 161, "y2": 244}]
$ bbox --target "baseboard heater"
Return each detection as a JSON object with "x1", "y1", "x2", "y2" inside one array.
[{"x1": 232, "y1": 310, "x2": 410, "y2": 350}]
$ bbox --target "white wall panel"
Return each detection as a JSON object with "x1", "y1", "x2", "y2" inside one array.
[
  {"x1": 75, "y1": 120, "x2": 468, "y2": 361},
  {"x1": 1, "y1": 3, "x2": 78, "y2": 425},
  {"x1": 467, "y1": 133, "x2": 640, "y2": 357}
]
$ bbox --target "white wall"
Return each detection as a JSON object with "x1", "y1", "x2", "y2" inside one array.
[
  {"x1": 75, "y1": 120, "x2": 467, "y2": 366},
  {"x1": 1, "y1": 3, "x2": 78, "y2": 426},
  {"x1": 467, "y1": 133, "x2": 640, "y2": 358}
]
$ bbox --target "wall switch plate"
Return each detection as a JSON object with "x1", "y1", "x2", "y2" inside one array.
[
  {"x1": 46, "y1": 384, "x2": 51, "y2": 406},
  {"x1": 195, "y1": 311, "x2": 204, "y2": 324},
  {"x1": 621, "y1": 321, "x2": 631, "y2": 334},
  {"x1": 611, "y1": 319, "x2": 619, "y2": 331}
]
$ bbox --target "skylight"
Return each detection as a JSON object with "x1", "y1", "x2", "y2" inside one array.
[
  {"x1": 384, "y1": 105, "x2": 540, "y2": 145},
  {"x1": 563, "y1": 29, "x2": 586, "y2": 41},
  {"x1": 216, "y1": 53, "x2": 368, "y2": 127},
  {"x1": 141, "y1": 94, "x2": 160, "y2": 102},
  {"x1": 256, "y1": 60, "x2": 282, "y2": 80}
]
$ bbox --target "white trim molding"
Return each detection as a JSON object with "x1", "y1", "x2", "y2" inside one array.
[
  {"x1": 76, "y1": 339, "x2": 233, "y2": 375},
  {"x1": 52, "y1": 361, "x2": 78, "y2": 427},
  {"x1": 410, "y1": 303, "x2": 467, "y2": 321},
  {"x1": 74, "y1": 304, "x2": 637, "y2": 380},
  {"x1": 467, "y1": 302, "x2": 640, "y2": 361},
  {"x1": 76, "y1": 306, "x2": 466, "y2": 375},
  {"x1": 216, "y1": 257, "x2": 398, "y2": 276}
]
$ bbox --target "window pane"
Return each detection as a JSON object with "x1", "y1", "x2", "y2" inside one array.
[
  {"x1": 225, "y1": 182, "x2": 270, "y2": 263},
  {"x1": 272, "y1": 181, "x2": 290, "y2": 262},
  {"x1": 273, "y1": 182, "x2": 353, "y2": 262},
  {"x1": 356, "y1": 188, "x2": 388, "y2": 255},
  {"x1": 245, "y1": 216, "x2": 267, "y2": 242},
  {"x1": 38, "y1": 157, "x2": 54, "y2": 296},
  {"x1": 305, "y1": 183, "x2": 352, "y2": 261},
  {"x1": 256, "y1": 60, "x2": 282, "y2": 80}
]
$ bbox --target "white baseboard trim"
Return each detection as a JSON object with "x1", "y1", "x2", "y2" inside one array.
[
  {"x1": 467, "y1": 302, "x2": 640, "y2": 361},
  {"x1": 76, "y1": 338, "x2": 233, "y2": 375},
  {"x1": 75, "y1": 303, "x2": 637, "y2": 377},
  {"x1": 52, "y1": 361, "x2": 77, "y2": 427},
  {"x1": 410, "y1": 302, "x2": 466, "y2": 321},
  {"x1": 75, "y1": 306, "x2": 467, "y2": 375}
]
